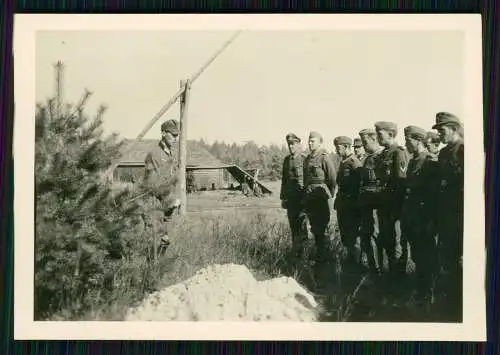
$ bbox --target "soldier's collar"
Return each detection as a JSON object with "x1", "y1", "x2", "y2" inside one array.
[
  {"x1": 448, "y1": 137, "x2": 464, "y2": 147},
  {"x1": 311, "y1": 148, "x2": 327, "y2": 156},
  {"x1": 414, "y1": 149, "x2": 428, "y2": 159},
  {"x1": 341, "y1": 153, "x2": 354, "y2": 163},
  {"x1": 158, "y1": 140, "x2": 172, "y2": 156}
]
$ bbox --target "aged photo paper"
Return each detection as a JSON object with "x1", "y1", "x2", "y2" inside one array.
[{"x1": 14, "y1": 14, "x2": 485, "y2": 340}]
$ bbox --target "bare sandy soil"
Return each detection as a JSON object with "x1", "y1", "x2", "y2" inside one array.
[{"x1": 186, "y1": 180, "x2": 282, "y2": 213}]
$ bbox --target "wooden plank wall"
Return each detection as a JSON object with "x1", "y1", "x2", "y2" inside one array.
[{"x1": 114, "y1": 165, "x2": 228, "y2": 189}]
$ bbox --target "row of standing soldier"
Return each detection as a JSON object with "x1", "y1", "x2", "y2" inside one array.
[{"x1": 280, "y1": 112, "x2": 464, "y2": 314}]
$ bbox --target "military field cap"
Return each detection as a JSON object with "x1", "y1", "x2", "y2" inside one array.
[
  {"x1": 333, "y1": 136, "x2": 352, "y2": 146},
  {"x1": 309, "y1": 131, "x2": 323, "y2": 140},
  {"x1": 375, "y1": 121, "x2": 398, "y2": 133},
  {"x1": 426, "y1": 131, "x2": 440, "y2": 143},
  {"x1": 404, "y1": 125, "x2": 427, "y2": 141},
  {"x1": 285, "y1": 133, "x2": 301, "y2": 143},
  {"x1": 358, "y1": 128, "x2": 376, "y2": 137},
  {"x1": 353, "y1": 137, "x2": 363, "y2": 147},
  {"x1": 161, "y1": 119, "x2": 180, "y2": 135},
  {"x1": 432, "y1": 112, "x2": 462, "y2": 129}
]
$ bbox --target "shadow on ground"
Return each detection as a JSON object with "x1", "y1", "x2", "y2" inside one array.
[{"x1": 278, "y1": 252, "x2": 462, "y2": 323}]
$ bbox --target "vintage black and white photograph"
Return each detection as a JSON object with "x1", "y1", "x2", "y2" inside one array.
[{"x1": 14, "y1": 14, "x2": 485, "y2": 340}]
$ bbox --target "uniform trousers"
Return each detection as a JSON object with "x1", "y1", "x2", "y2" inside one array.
[
  {"x1": 377, "y1": 206, "x2": 401, "y2": 274},
  {"x1": 359, "y1": 207, "x2": 380, "y2": 272},
  {"x1": 336, "y1": 207, "x2": 360, "y2": 261},
  {"x1": 304, "y1": 187, "x2": 332, "y2": 262},
  {"x1": 402, "y1": 202, "x2": 438, "y2": 295},
  {"x1": 286, "y1": 197, "x2": 308, "y2": 256},
  {"x1": 437, "y1": 195, "x2": 463, "y2": 320}
]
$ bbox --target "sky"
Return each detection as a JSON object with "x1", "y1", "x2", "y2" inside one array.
[{"x1": 35, "y1": 30, "x2": 464, "y2": 148}]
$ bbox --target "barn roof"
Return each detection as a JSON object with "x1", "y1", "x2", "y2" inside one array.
[
  {"x1": 119, "y1": 139, "x2": 223, "y2": 167},
  {"x1": 118, "y1": 139, "x2": 274, "y2": 195}
]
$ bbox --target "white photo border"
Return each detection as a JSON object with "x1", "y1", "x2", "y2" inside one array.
[{"x1": 13, "y1": 13, "x2": 486, "y2": 341}]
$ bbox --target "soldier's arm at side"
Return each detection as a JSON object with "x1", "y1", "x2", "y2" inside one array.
[
  {"x1": 322, "y1": 154, "x2": 337, "y2": 197},
  {"x1": 144, "y1": 151, "x2": 165, "y2": 198},
  {"x1": 302, "y1": 156, "x2": 308, "y2": 189},
  {"x1": 393, "y1": 148, "x2": 408, "y2": 180},
  {"x1": 352, "y1": 159, "x2": 363, "y2": 196},
  {"x1": 280, "y1": 156, "x2": 288, "y2": 201},
  {"x1": 425, "y1": 158, "x2": 441, "y2": 210},
  {"x1": 458, "y1": 143, "x2": 464, "y2": 192},
  {"x1": 144, "y1": 152, "x2": 155, "y2": 178},
  {"x1": 392, "y1": 148, "x2": 408, "y2": 208}
]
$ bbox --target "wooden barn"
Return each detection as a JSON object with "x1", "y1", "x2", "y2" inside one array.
[{"x1": 114, "y1": 139, "x2": 230, "y2": 190}]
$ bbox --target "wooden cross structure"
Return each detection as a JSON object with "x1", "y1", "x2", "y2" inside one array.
[{"x1": 101, "y1": 30, "x2": 243, "y2": 215}]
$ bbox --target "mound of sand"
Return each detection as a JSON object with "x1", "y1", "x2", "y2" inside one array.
[{"x1": 125, "y1": 264, "x2": 318, "y2": 321}]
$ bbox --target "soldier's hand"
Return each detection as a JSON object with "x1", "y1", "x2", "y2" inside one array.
[
  {"x1": 281, "y1": 200, "x2": 287, "y2": 209},
  {"x1": 172, "y1": 198, "x2": 181, "y2": 208}
]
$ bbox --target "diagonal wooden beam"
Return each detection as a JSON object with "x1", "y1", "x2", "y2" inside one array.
[{"x1": 102, "y1": 30, "x2": 243, "y2": 181}]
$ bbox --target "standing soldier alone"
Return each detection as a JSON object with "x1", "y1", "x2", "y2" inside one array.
[
  {"x1": 401, "y1": 126, "x2": 440, "y2": 304},
  {"x1": 374, "y1": 121, "x2": 408, "y2": 279},
  {"x1": 432, "y1": 112, "x2": 464, "y2": 320},
  {"x1": 303, "y1": 131, "x2": 337, "y2": 264},
  {"x1": 140, "y1": 119, "x2": 182, "y2": 257},
  {"x1": 280, "y1": 133, "x2": 308, "y2": 261},
  {"x1": 333, "y1": 136, "x2": 363, "y2": 271}
]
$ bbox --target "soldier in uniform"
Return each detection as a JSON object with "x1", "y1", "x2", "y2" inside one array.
[
  {"x1": 303, "y1": 131, "x2": 337, "y2": 263},
  {"x1": 424, "y1": 130, "x2": 442, "y2": 249},
  {"x1": 353, "y1": 137, "x2": 367, "y2": 164},
  {"x1": 330, "y1": 147, "x2": 342, "y2": 175},
  {"x1": 141, "y1": 119, "x2": 181, "y2": 257},
  {"x1": 401, "y1": 126, "x2": 440, "y2": 302},
  {"x1": 425, "y1": 131, "x2": 441, "y2": 160},
  {"x1": 333, "y1": 136, "x2": 363, "y2": 270},
  {"x1": 374, "y1": 121, "x2": 409, "y2": 277},
  {"x1": 432, "y1": 112, "x2": 464, "y2": 320},
  {"x1": 280, "y1": 133, "x2": 308, "y2": 260},
  {"x1": 358, "y1": 129, "x2": 384, "y2": 275}
]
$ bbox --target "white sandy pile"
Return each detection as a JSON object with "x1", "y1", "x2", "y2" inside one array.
[{"x1": 125, "y1": 264, "x2": 318, "y2": 321}]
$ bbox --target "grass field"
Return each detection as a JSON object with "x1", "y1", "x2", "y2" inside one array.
[
  {"x1": 186, "y1": 180, "x2": 283, "y2": 212},
  {"x1": 92, "y1": 178, "x2": 454, "y2": 323}
]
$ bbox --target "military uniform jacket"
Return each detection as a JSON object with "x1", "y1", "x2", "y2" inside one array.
[
  {"x1": 303, "y1": 148, "x2": 337, "y2": 199},
  {"x1": 402, "y1": 150, "x2": 440, "y2": 211},
  {"x1": 359, "y1": 147, "x2": 383, "y2": 208},
  {"x1": 375, "y1": 143, "x2": 408, "y2": 207},
  {"x1": 334, "y1": 153, "x2": 363, "y2": 210},
  {"x1": 280, "y1": 152, "x2": 306, "y2": 201},
  {"x1": 330, "y1": 153, "x2": 342, "y2": 176},
  {"x1": 427, "y1": 151, "x2": 439, "y2": 162},
  {"x1": 142, "y1": 140, "x2": 180, "y2": 204},
  {"x1": 437, "y1": 138, "x2": 464, "y2": 205},
  {"x1": 356, "y1": 153, "x2": 367, "y2": 166}
]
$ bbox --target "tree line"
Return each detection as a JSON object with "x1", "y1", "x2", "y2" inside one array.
[{"x1": 193, "y1": 139, "x2": 290, "y2": 181}]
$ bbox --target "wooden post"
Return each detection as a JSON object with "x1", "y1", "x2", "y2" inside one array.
[
  {"x1": 54, "y1": 60, "x2": 64, "y2": 119},
  {"x1": 102, "y1": 31, "x2": 242, "y2": 181},
  {"x1": 178, "y1": 79, "x2": 191, "y2": 215},
  {"x1": 253, "y1": 168, "x2": 260, "y2": 185}
]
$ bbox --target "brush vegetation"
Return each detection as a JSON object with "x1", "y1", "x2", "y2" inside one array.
[{"x1": 35, "y1": 89, "x2": 440, "y2": 323}]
